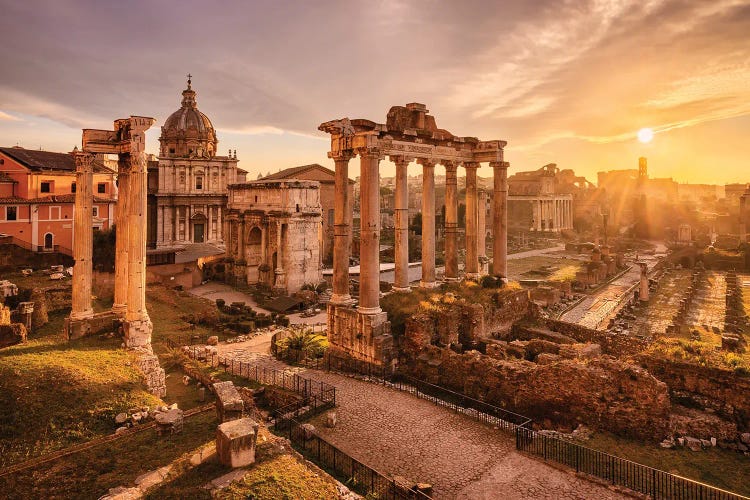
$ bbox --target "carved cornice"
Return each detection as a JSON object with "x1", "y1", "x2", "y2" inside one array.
[
  {"x1": 330, "y1": 150, "x2": 355, "y2": 163},
  {"x1": 463, "y1": 161, "x2": 480, "y2": 170},
  {"x1": 389, "y1": 155, "x2": 413, "y2": 166},
  {"x1": 73, "y1": 151, "x2": 95, "y2": 174},
  {"x1": 355, "y1": 146, "x2": 383, "y2": 160}
]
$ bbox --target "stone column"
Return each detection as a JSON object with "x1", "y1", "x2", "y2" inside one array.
[
  {"x1": 392, "y1": 156, "x2": 411, "y2": 291},
  {"x1": 358, "y1": 147, "x2": 382, "y2": 314},
  {"x1": 274, "y1": 221, "x2": 286, "y2": 291},
  {"x1": 444, "y1": 161, "x2": 459, "y2": 281},
  {"x1": 70, "y1": 151, "x2": 94, "y2": 320},
  {"x1": 478, "y1": 190, "x2": 487, "y2": 261},
  {"x1": 112, "y1": 168, "x2": 130, "y2": 315},
  {"x1": 639, "y1": 262, "x2": 649, "y2": 302},
  {"x1": 124, "y1": 117, "x2": 155, "y2": 348},
  {"x1": 492, "y1": 161, "x2": 509, "y2": 278},
  {"x1": 464, "y1": 162, "x2": 479, "y2": 279},
  {"x1": 331, "y1": 152, "x2": 354, "y2": 304},
  {"x1": 238, "y1": 216, "x2": 246, "y2": 262},
  {"x1": 419, "y1": 159, "x2": 436, "y2": 288}
]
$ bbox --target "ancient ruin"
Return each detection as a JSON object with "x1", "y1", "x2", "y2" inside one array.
[
  {"x1": 65, "y1": 116, "x2": 166, "y2": 396},
  {"x1": 319, "y1": 103, "x2": 509, "y2": 364}
]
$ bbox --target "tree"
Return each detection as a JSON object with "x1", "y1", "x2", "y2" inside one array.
[
  {"x1": 410, "y1": 212, "x2": 422, "y2": 235},
  {"x1": 92, "y1": 227, "x2": 116, "y2": 272}
]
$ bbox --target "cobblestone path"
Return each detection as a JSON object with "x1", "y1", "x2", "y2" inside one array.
[
  {"x1": 217, "y1": 341, "x2": 627, "y2": 499},
  {"x1": 685, "y1": 271, "x2": 726, "y2": 332}
]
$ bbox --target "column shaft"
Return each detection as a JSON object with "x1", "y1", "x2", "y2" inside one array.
[
  {"x1": 358, "y1": 149, "x2": 382, "y2": 313},
  {"x1": 393, "y1": 157, "x2": 411, "y2": 290},
  {"x1": 492, "y1": 162, "x2": 509, "y2": 277},
  {"x1": 113, "y1": 169, "x2": 130, "y2": 314},
  {"x1": 420, "y1": 160, "x2": 436, "y2": 287},
  {"x1": 71, "y1": 152, "x2": 94, "y2": 319},
  {"x1": 444, "y1": 162, "x2": 458, "y2": 280},
  {"x1": 331, "y1": 154, "x2": 353, "y2": 303},
  {"x1": 126, "y1": 152, "x2": 148, "y2": 322},
  {"x1": 465, "y1": 163, "x2": 479, "y2": 278}
]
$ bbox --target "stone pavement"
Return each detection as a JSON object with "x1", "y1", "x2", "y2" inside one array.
[
  {"x1": 216, "y1": 336, "x2": 627, "y2": 499},
  {"x1": 560, "y1": 265, "x2": 640, "y2": 328}
]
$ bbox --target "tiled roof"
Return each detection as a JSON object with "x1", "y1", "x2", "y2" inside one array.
[
  {"x1": 262, "y1": 164, "x2": 331, "y2": 180},
  {"x1": 0, "y1": 147, "x2": 115, "y2": 174},
  {"x1": 0, "y1": 194, "x2": 114, "y2": 204}
]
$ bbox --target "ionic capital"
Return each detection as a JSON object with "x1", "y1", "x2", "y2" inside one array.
[
  {"x1": 73, "y1": 151, "x2": 95, "y2": 174},
  {"x1": 356, "y1": 146, "x2": 383, "y2": 160},
  {"x1": 330, "y1": 150, "x2": 355, "y2": 163},
  {"x1": 416, "y1": 158, "x2": 436, "y2": 168},
  {"x1": 490, "y1": 161, "x2": 510, "y2": 170},
  {"x1": 441, "y1": 160, "x2": 458, "y2": 172},
  {"x1": 389, "y1": 155, "x2": 413, "y2": 167}
]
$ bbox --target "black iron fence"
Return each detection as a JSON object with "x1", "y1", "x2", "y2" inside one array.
[
  {"x1": 276, "y1": 415, "x2": 432, "y2": 500},
  {"x1": 516, "y1": 428, "x2": 749, "y2": 500},
  {"x1": 170, "y1": 339, "x2": 336, "y2": 408}
]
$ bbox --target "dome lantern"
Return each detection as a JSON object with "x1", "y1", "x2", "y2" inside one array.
[{"x1": 160, "y1": 76, "x2": 218, "y2": 159}]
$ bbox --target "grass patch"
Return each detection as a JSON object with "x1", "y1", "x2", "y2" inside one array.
[
  {"x1": 217, "y1": 454, "x2": 338, "y2": 500},
  {"x1": 0, "y1": 410, "x2": 217, "y2": 500},
  {"x1": 586, "y1": 431, "x2": 750, "y2": 497},
  {"x1": 645, "y1": 338, "x2": 750, "y2": 374},
  {"x1": 0, "y1": 310, "x2": 161, "y2": 468}
]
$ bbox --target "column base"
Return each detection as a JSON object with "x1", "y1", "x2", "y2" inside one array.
[
  {"x1": 357, "y1": 306, "x2": 383, "y2": 315},
  {"x1": 65, "y1": 310, "x2": 120, "y2": 341},
  {"x1": 131, "y1": 345, "x2": 167, "y2": 397},
  {"x1": 124, "y1": 316, "x2": 153, "y2": 349},
  {"x1": 444, "y1": 277, "x2": 460, "y2": 283},
  {"x1": 419, "y1": 280, "x2": 437, "y2": 289},
  {"x1": 111, "y1": 303, "x2": 127, "y2": 317},
  {"x1": 391, "y1": 286, "x2": 412, "y2": 293},
  {"x1": 69, "y1": 309, "x2": 94, "y2": 321},
  {"x1": 330, "y1": 293, "x2": 356, "y2": 306}
]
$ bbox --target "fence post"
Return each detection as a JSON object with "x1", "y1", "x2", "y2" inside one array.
[
  {"x1": 543, "y1": 436, "x2": 547, "y2": 460},
  {"x1": 575, "y1": 445, "x2": 579, "y2": 473},
  {"x1": 652, "y1": 468, "x2": 656, "y2": 499}
]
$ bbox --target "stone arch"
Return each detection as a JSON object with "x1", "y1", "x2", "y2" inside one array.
[{"x1": 43, "y1": 232, "x2": 54, "y2": 250}]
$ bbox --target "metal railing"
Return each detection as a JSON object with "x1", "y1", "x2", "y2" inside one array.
[
  {"x1": 516, "y1": 428, "x2": 749, "y2": 500},
  {"x1": 276, "y1": 415, "x2": 432, "y2": 500}
]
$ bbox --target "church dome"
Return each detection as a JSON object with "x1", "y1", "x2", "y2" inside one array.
[{"x1": 160, "y1": 77, "x2": 218, "y2": 158}]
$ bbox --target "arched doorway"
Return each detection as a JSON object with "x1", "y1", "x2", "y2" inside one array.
[
  {"x1": 44, "y1": 233, "x2": 54, "y2": 250},
  {"x1": 191, "y1": 212, "x2": 207, "y2": 243}
]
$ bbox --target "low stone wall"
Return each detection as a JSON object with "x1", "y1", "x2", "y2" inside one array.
[
  {"x1": 403, "y1": 346, "x2": 671, "y2": 440},
  {"x1": 638, "y1": 355, "x2": 750, "y2": 430},
  {"x1": 534, "y1": 319, "x2": 648, "y2": 356},
  {"x1": 485, "y1": 289, "x2": 530, "y2": 338},
  {"x1": 0, "y1": 243, "x2": 72, "y2": 271}
]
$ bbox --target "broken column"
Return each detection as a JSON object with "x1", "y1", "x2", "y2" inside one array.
[
  {"x1": 216, "y1": 418, "x2": 259, "y2": 468},
  {"x1": 213, "y1": 381, "x2": 245, "y2": 423},
  {"x1": 639, "y1": 262, "x2": 649, "y2": 302}
]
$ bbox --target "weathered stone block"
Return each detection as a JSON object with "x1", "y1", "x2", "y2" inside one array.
[
  {"x1": 216, "y1": 418, "x2": 259, "y2": 468},
  {"x1": 213, "y1": 381, "x2": 244, "y2": 422}
]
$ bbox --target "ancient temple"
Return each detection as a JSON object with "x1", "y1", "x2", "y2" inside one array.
[
  {"x1": 148, "y1": 77, "x2": 243, "y2": 248},
  {"x1": 320, "y1": 103, "x2": 509, "y2": 365}
]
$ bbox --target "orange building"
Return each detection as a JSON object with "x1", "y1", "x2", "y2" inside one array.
[{"x1": 0, "y1": 147, "x2": 117, "y2": 254}]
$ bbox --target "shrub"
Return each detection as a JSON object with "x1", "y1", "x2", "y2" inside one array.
[{"x1": 215, "y1": 298, "x2": 225, "y2": 310}]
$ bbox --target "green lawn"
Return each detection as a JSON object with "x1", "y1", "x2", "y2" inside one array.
[
  {"x1": 586, "y1": 431, "x2": 750, "y2": 497},
  {"x1": 0, "y1": 310, "x2": 161, "y2": 468}
]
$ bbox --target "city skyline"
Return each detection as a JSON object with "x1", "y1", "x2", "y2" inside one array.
[{"x1": 1, "y1": 0, "x2": 748, "y2": 184}]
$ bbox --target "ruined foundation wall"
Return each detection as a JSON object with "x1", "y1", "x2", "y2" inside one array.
[
  {"x1": 326, "y1": 304, "x2": 393, "y2": 365},
  {"x1": 639, "y1": 355, "x2": 750, "y2": 430},
  {"x1": 535, "y1": 319, "x2": 648, "y2": 356},
  {"x1": 403, "y1": 345, "x2": 671, "y2": 440}
]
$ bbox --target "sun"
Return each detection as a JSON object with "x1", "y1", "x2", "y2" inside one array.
[{"x1": 637, "y1": 128, "x2": 654, "y2": 143}]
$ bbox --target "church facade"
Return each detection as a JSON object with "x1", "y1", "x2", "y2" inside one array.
[{"x1": 147, "y1": 78, "x2": 245, "y2": 249}]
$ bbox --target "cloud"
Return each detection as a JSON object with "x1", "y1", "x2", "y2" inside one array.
[{"x1": 0, "y1": 111, "x2": 21, "y2": 122}]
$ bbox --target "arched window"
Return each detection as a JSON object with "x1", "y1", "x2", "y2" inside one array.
[{"x1": 44, "y1": 233, "x2": 54, "y2": 250}]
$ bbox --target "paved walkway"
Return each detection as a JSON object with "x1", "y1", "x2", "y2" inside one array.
[
  {"x1": 188, "y1": 282, "x2": 328, "y2": 326},
  {"x1": 215, "y1": 336, "x2": 626, "y2": 499}
]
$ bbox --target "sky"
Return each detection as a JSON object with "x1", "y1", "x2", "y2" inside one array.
[{"x1": 0, "y1": 0, "x2": 748, "y2": 184}]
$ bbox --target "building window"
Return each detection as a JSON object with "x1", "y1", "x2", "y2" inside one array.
[
  {"x1": 92, "y1": 206, "x2": 99, "y2": 217},
  {"x1": 196, "y1": 176, "x2": 203, "y2": 190},
  {"x1": 97, "y1": 183, "x2": 106, "y2": 193},
  {"x1": 50, "y1": 206, "x2": 61, "y2": 220},
  {"x1": 71, "y1": 182, "x2": 76, "y2": 193},
  {"x1": 6, "y1": 206, "x2": 17, "y2": 221},
  {"x1": 40, "y1": 181, "x2": 52, "y2": 193}
]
